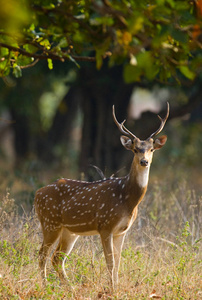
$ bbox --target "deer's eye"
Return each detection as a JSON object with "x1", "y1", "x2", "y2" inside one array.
[{"x1": 150, "y1": 148, "x2": 154, "y2": 152}]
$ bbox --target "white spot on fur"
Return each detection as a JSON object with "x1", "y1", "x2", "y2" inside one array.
[{"x1": 99, "y1": 203, "x2": 105, "y2": 209}]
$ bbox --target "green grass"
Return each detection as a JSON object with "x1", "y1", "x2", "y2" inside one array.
[{"x1": 0, "y1": 173, "x2": 201, "y2": 299}]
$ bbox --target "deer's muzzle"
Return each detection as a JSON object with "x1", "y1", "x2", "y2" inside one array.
[{"x1": 140, "y1": 159, "x2": 148, "y2": 167}]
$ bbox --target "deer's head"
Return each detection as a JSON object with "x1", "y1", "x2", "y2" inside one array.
[{"x1": 113, "y1": 103, "x2": 169, "y2": 168}]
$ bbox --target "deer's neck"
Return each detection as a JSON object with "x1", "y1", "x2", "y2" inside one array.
[
  {"x1": 134, "y1": 165, "x2": 150, "y2": 189},
  {"x1": 125, "y1": 158, "x2": 150, "y2": 208}
]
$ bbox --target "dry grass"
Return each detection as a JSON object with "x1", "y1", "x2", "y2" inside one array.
[{"x1": 0, "y1": 169, "x2": 201, "y2": 299}]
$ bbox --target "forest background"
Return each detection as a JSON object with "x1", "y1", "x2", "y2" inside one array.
[{"x1": 0, "y1": 1, "x2": 201, "y2": 299}]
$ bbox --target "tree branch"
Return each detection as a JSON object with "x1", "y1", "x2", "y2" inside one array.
[
  {"x1": 20, "y1": 59, "x2": 39, "y2": 69},
  {"x1": 0, "y1": 42, "x2": 98, "y2": 63}
]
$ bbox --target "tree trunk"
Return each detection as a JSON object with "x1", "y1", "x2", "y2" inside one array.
[
  {"x1": 78, "y1": 64, "x2": 134, "y2": 178},
  {"x1": 10, "y1": 109, "x2": 30, "y2": 161}
]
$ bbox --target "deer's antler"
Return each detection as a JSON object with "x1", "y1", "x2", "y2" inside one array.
[
  {"x1": 148, "y1": 102, "x2": 169, "y2": 139},
  {"x1": 112, "y1": 105, "x2": 137, "y2": 140}
]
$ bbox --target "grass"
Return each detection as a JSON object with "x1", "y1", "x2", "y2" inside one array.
[{"x1": 0, "y1": 167, "x2": 201, "y2": 299}]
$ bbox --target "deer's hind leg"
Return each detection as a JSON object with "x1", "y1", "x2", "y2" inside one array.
[
  {"x1": 39, "y1": 228, "x2": 62, "y2": 279},
  {"x1": 51, "y1": 227, "x2": 79, "y2": 282}
]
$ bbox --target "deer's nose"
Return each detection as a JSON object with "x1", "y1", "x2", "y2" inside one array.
[{"x1": 140, "y1": 159, "x2": 148, "y2": 167}]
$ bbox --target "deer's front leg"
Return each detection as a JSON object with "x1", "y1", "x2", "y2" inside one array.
[
  {"x1": 113, "y1": 233, "x2": 126, "y2": 288},
  {"x1": 100, "y1": 232, "x2": 115, "y2": 289}
]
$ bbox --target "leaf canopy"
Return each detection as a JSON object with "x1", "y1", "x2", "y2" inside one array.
[{"x1": 0, "y1": 0, "x2": 201, "y2": 82}]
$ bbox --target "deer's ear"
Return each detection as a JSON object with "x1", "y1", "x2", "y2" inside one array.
[
  {"x1": 153, "y1": 135, "x2": 167, "y2": 150},
  {"x1": 120, "y1": 136, "x2": 133, "y2": 150}
]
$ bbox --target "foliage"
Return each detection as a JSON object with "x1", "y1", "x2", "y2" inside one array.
[{"x1": 0, "y1": 0, "x2": 202, "y2": 82}]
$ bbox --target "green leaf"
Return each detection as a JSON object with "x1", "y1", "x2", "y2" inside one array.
[
  {"x1": 171, "y1": 29, "x2": 188, "y2": 43},
  {"x1": 137, "y1": 51, "x2": 152, "y2": 68},
  {"x1": 16, "y1": 55, "x2": 33, "y2": 67},
  {"x1": 38, "y1": 39, "x2": 51, "y2": 50},
  {"x1": 95, "y1": 38, "x2": 111, "y2": 70},
  {"x1": 58, "y1": 38, "x2": 68, "y2": 48},
  {"x1": 13, "y1": 64, "x2": 22, "y2": 78},
  {"x1": 29, "y1": 23, "x2": 35, "y2": 31},
  {"x1": 47, "y1": 58, "x2": 53, "y2": 70},
  {"x1": 92, "y1": 16, "x2": 114, "y2": 26},
  {"x1": 23, "y1": 44, "x2": 38, "y2": 54},
  {"x1": 96, "y1": 50, "x2": 103, "y2": 70},
  {"x1": 123, "y1": 64, "x2": 142, "y2": 83},
  {"x1": 174, "y1": 2, "x2": 190, "y2": 10},
  {"x1": 166, "y1": 0, "x2": 175, "y2": 9},
  {"x1": 0, "y1": 59, "x2": 9, "y2": 76},
  {"x1": 179, "y1": 65, "x2": 195, "y2": 80},
  {"x1": 0, "y1": 47, "x2": 9, "y2": 56},
  {"x1": 136, "y1": 51, "x2": 158, "y2": 80}
]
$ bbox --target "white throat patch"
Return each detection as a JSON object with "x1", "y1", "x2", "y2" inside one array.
[{"x1": 136, "y1": 165, "x2": 150, "y2": 188}]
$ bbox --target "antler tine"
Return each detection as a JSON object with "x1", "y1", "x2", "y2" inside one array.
[
  {"x1": 149, "y1": 102, "x2": 169, "y2": 139},
  {"x1": 112, "y1": 105, "x2": 137, "y2": 139},
  {"x1": 122, "y1": 123, "x2": 137, "y2": 139}
]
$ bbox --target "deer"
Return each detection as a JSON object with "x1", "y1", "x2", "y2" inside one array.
[{"x1": 34, "y1": 102, "x2": 169, "y2": 290}]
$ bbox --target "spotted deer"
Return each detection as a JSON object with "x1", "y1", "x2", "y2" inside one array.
[{"x1": 35, "y1": 103, "x2": 169, "y2": 289}]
